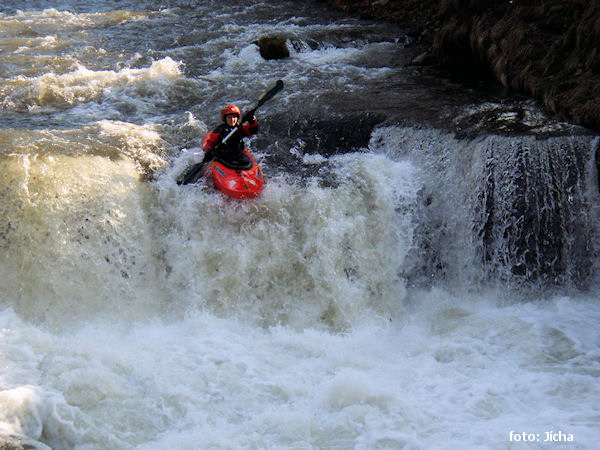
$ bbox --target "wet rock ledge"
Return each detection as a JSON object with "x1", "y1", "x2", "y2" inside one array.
[{"x1": 319, "y1": 0, "x2": 600, "y2": 132}]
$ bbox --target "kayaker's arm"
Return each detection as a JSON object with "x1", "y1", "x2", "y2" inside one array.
[
  {"x1": 202, "y1": 129, "x2": 221, "y2": 151},
  {"x1": 242, "y1": 120, "x2": 258, "y2": 137},
  {"x1": 198, "y1": 129, "x2": 225, "y2": 164}
]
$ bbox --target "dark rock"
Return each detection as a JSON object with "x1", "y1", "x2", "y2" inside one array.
[
  {"x1": 287, "y1": 113, "x2": 386, "y2": 156},
  {"x1": 250, "y1": 112, "x2": 385, "y2": 178},
  {"x1": 411, "y1": 51, "x2": 435, "y2": 66},
  {"x1": 254, "y1": 35, "x2": 290, "y2": 60}
]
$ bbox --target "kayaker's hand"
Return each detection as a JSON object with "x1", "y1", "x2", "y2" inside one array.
[
  {"x1": 242, "y1": 111, "x2": 256, "y2": 123},
  {"x1": 202, "y1": 148, "x2": 214, "y2": 163}
]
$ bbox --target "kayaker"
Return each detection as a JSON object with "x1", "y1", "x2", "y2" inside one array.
[{"x1": 200, "y1": 104, "x2": 258, "y2": 166}]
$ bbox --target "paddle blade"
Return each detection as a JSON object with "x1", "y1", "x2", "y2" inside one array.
[
  {"x1": 176, "y1": 162, "x2": 204, "y2": 185},
  {"x1": 256, "y1": 79, "x2": 284, "y2": 108}
]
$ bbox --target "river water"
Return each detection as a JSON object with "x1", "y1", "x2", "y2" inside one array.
[{"x1": 1, "y1": 1, "x2": 599, "y2": 448}]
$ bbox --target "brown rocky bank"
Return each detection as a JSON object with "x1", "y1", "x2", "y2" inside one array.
[{"x1": 320, "y1": 0, "x2": 600, "y2": 132}]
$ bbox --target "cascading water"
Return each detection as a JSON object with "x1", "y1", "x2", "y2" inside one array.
[
  {"x1": 371, "y1": 123, "x2": 599, "y2": 290},
  {"x1": 1, "y1": 1, "x2": 599, "y2": 448}
]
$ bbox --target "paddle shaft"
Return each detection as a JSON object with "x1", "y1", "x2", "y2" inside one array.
[
  {"x1": 241, "y1": 79, "x2": 284, "y2": 124},
  {"x1": 222, "y1": 79, "x2": 284, "y2": 143}
]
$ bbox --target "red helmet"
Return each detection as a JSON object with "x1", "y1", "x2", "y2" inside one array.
[{"x1": 221, "y1": 104, "x2": 241, "y2": 121}]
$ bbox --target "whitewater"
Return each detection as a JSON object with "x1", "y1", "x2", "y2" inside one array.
[{"x1": 0, "y1": 1, "x2": 599, "y2": 448}]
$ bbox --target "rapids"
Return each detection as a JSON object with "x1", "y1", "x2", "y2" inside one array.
[{"x1": 0, "y1": 1, "x2": 599, "y2": 448}]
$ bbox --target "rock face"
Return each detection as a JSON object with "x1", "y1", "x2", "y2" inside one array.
[{"x1": 321, "y1": 0, "x2": 600, "y2": 132}]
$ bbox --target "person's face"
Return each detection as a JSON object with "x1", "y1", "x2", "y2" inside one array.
[{"x1": 225, "y1": 114, "x2": 239, "y2": 126}]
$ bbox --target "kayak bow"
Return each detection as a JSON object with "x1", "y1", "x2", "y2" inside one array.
[{"x1": 210, "y1": 149, "x2": 263, "y2": 199}]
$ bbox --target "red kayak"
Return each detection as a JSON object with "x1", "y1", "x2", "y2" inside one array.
[{"x1": 209, "y1": 149, "x2": 263, "y2": 199}]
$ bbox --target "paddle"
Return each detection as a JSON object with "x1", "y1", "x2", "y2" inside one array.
[
  {"x1": 241, "y1": 79, "x2": 284, "y2": 123},
  {"x1": 176, "y1": 79, "x2": 284, "y2": 185}
]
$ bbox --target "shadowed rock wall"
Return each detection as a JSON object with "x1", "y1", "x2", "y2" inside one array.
[{"x1": 321, "y1": 0, "x2": 600, "y2": 132}]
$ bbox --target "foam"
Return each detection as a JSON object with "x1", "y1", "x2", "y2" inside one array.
[{"x1": 1, "y1": 57, "x2": 183, "y2": 112}]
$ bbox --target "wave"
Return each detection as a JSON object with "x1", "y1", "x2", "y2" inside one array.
[
  {"x1": 1, "y1": 57, "x2": 184, "y2": 114},
  {"x1": 0, "y1": 8, "x2": 154, "y2": 35}
]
